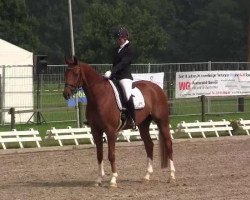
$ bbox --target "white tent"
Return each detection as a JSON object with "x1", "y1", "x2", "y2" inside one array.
[
  {"x1": 0, "y1": 39, "x2": 33, "y2": 65},
  {"x1": 0, "y1": 39, "x2": 34, "y2": 123}
]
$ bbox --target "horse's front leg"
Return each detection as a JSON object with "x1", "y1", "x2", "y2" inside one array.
[
  {"x1": 107, "y1": 133, "x2": 118, "y2": 187},
  {"x1": 92, "y1": 131, "x2": 105, "y2": 186}
]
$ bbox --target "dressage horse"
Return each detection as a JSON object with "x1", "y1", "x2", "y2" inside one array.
[{"x1": 63, "y1": 57, "x2": 175, "y2": 187}]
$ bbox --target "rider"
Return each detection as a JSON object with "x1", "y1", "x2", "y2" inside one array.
[{"x1": 105, "y1": 26, "x2": 136, "y2": 129}]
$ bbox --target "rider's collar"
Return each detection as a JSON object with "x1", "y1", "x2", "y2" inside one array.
[{"x1": 118, "y1": 40, "x2": 129, "y2": 53}]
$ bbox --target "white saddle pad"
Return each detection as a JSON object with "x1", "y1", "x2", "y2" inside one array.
[{"x1": 109, "y1": 80, "x2": 145, "y2": 110}]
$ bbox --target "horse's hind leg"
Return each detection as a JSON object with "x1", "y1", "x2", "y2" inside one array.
[
  {"x1": 158, "y1": 121, "x2": 176, "y2": 182},
  {"x1": 138, "y1": 117, "x2": 154, "y2": 181}
]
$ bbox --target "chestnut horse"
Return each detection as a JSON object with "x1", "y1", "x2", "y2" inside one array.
[{"x1": 63, "y1": 57, "x2": 175, "y2": 187}]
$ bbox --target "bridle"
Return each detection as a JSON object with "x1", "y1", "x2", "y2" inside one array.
[
  {"x1": 64, "y1": 66, "x2": 81, "y2": 95},
  {"x1": 64, "y1": 63, "x2": 104, "y2": 96}
]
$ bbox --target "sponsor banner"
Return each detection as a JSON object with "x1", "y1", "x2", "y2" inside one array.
[
  {"x1": 132, "y1": 72, "x2": 164, "y2": 89},
  {"x1": 176, "y1": 71, "x2": 250, "y2": 98},
  {"x1": 67, "y1": 87, "x2": 87, "y2": 107}
]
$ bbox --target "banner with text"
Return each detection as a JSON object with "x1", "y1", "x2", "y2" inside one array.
[
  {"x1": 67, "y1": 87, "x2": 87, "y2": 107},
  {"x1": 132, "y1": 72, "x2": 164, "y2": 89},
  {"x1": 176, "y1": 71, "x2": 250, "y2": 98}
]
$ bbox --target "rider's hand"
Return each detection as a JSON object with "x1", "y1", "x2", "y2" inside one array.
[{"x1": 104, "y1": 70, "x2": 111, "y2": 78}]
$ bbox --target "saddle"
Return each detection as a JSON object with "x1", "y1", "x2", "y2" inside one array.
[{"x1": 108, "y1": 80, "x2": 145, "y2": 130}]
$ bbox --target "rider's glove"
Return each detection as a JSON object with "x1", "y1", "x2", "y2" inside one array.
[{"x1": 104, "y1": 70, "x2": 112, "y2": 78}]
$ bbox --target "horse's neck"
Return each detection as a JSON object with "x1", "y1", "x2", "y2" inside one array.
[
  {"x1": 81, "y1": 63, "x2": 103, "y2": 87},
  {"x1": 80, "y1": 63, "x2": 106, "y2": 102}
]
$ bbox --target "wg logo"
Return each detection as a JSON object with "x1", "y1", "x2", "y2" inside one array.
[{"x1": 179, "y1": 82, "x2": 191, "y2": 90}]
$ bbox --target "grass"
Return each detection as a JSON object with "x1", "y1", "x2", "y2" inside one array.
[{"x1": 171, "y1": 97, "x2": 250, "y2": 115}]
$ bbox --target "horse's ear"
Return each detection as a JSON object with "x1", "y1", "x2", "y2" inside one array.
[
  {"x1": 65, "y1": 56, "x2": 70, "y2": 65},
  {"x1": 64, "y1": 56, "x2": 78, "y2": 66},
  {"x1": 73, "y1": 56, "x2": 78, "y2": 65}
]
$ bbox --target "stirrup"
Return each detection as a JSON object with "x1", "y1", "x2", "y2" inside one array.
[{"x1": 130, "y1": 119, "x2": 136, "y2": 130}]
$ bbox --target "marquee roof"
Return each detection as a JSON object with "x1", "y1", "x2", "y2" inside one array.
[{"x1": 0, "y1": 39, "x2": 33, "y2": 65}]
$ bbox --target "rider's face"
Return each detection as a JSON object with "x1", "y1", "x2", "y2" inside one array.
[{"x1": 117, "y1": 37, "x2": 126, "y2": 46}]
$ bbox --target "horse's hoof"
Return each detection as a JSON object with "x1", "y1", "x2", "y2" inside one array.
[
  {"x1": 167, "y1": 177, "x2": 176, "y2": 183},
  {"x1": 110, "y1": 183, "x2": 117, "y2": 188},
  {"x1": 94, "y1": 182, "x2": 102, "y2": 187},
  {"x1": 143, "y1": 177, "x2": 150, "y2": 182}
]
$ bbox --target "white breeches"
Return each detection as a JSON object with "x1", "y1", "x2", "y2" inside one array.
[{"x1": 119, "y1": 79, "x2": 133, "y2": 101}]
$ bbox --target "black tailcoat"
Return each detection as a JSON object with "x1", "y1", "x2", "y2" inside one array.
[{"x1": 111, "y1": 43, "x2": 133, "y2": 80}]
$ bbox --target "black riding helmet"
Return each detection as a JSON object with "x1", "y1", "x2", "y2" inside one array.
[{"x1": 112, "y1": 26, "x2": 129, "y2": 39}]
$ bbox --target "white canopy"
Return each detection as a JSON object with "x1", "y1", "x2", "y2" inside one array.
[
  {"x1": 0, "y1": 39, "x2": 34, "y2": 123},
  {"x1": 0, "y1": 39, "x2": 33, "y2": 65}
]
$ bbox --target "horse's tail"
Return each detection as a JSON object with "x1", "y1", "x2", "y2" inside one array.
[{"x1": 159, "y1": 124, "x2": 173, "y2": 169}]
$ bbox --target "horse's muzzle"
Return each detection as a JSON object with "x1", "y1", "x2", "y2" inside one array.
[
  {"x1": 63, "y1": 85, "x2": 78, "y2": 100},
  {"x1": 63, "y1": 87, "x2": 72, "y2": 100},
  {"x1": 63, "y1": 91, "x2": 70, "y2": 100}
]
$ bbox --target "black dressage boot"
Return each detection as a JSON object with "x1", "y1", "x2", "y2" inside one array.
[{"x1": 125, "y1": 96, "x2": 136, "y2": 129}]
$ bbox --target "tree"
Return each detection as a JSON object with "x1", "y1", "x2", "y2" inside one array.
[
  {"x1": 187, "y1": 0, "x2": 245, "y2": 61},
  {"x1": 76, "y1": 0, "x2": 170, "y2": 63},
  {"x1": 238, "y1": 0, "x2": 250, "y2": 63},
  {"x1": 26, "y1": 0, "x2": 72, "y2": 64},
  {"x1": 0, "y1": 0, "x2": 39, "y2": 51},
  {"x1": 248, "y1": 12, "x2": 250, "y2": 63},
  {"x1": 3, "y1": 0, "x2": 245, "y2": 64}
]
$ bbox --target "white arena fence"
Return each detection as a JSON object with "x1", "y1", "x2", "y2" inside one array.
[
  {"x1": 238, "y1": 118, "x2": 250, "y2": 135},
  {"x1": 46, "y1": 126, "x2": 95, "y2": 146},
  {"x1": 1, "y1": 62, "x2": 250, "y2": 124},
  {"x1": 0, "y1": 128, "x2": 41, "y2": 149},
  {"x1": 0, "y1": 120, "x2": 249, "y2": 150},
  {"x1": 176, "y1": 119, "x2": 233, "y2": 138},
  {"x1": 45, "y1": 123, "x2": 174, "y2": 145}
]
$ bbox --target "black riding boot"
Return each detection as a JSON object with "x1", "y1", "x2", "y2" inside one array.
[{"x1": 126, "y1": 96, "x2": 136, "y2": 129}]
